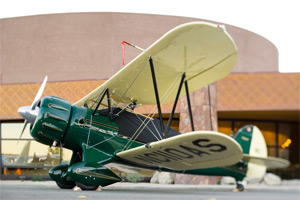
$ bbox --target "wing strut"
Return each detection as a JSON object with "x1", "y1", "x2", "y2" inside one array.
[
  {"x1": 185, "y1": 80, "x2": 195, "y2": 131},
  {"x1": 149, "y1": 57, "x2": 165, "y2": 136},
  {"x1": 149, "y1": 58, "x2": 194, "y2": 137},
  {"x1": 164, "y1": 73, "x2": 186, "y2": 138}
]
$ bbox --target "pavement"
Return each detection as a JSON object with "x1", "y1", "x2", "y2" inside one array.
[
  {"x1": 1, "y1": 180, "x2": 299, "y2": 200},
  {"x1": 0, "y1": 180, "x2": 299, "y2": 191}
]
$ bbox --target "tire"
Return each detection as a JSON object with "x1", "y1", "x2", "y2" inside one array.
[
  {"x1": 75, "y1": 182, "x2": 99, "y2": 191},
  {"x1": 236, "y1": 183, "x2": 245, "y2": 192},
  {"x1": 56, "y1": 181, "x2": 76, "y2": 189}
]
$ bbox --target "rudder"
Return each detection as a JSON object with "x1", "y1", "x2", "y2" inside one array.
[{"x1": 234, "y1": 125, "x2": 267, "y2": 178}]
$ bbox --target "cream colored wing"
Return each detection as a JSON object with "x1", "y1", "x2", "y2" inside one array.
[
  {"x1": 74, "y1": 22, "x2": 237, "y2": 108},
  {"x1": 116, "y1": 131, "x2": 243, "y2": 171}
]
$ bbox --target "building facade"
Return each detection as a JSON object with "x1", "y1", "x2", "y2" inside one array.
[{"x1": 0, "y1": 13, "x2": 299, "y2": 181}]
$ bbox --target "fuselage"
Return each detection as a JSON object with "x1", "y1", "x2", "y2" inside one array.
[{"x1": 29, "y1": 96, "x2": 247, "y2": 184}]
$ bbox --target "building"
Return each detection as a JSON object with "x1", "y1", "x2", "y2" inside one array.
[{"x1": 0, "y1": 13, "x2": 299, "y2": 182}]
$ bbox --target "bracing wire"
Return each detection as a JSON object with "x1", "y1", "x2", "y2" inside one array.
[
  {"x1": 134, "y1": 113, "x2": 161, "y2": 141},
  {"x1": 122, "y1": 75, "x2": 180, "y2": 151},
  {"x1": 85, "y1": 114, "x2": 116, "y2": 150},
  {"x1": 87, "y1": 135, "x2": 116, "y2": 149},
  {"x1": 113, "y1": 59, "x2": 149, "y2": 109},
  {"x1": 86, "y1": 115, "x2": 93, "y2": 147},
  {"x1": 121, "y1": 73, "x2": 182, "y2": 151}
]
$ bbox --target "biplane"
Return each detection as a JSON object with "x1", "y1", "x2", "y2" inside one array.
[{"x1": 18, "y1": 22, "x2": 289, "y2": 191}]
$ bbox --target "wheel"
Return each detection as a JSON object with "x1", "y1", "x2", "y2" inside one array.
[
  {"x1": 56, "y1": 181, "x2": 76, "y2": 189},
  {"x1": 236, "y1": 183, "x2": 245, "y2": 192},
  {"x1": 75, "y1": 182, "x2": 99, "y2": 191}
]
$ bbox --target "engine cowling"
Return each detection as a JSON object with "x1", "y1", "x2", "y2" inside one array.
[{"x1": 31, "y1": 96, "x2": 71, "y2": 146}]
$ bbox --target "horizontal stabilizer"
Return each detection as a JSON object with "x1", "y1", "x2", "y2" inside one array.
[
  {"x1": 243, "y1": 155, "x2": 290, "y2": 169},
  {"x1": 117, "y1": 131, "x2": 243, "y2": 171}
]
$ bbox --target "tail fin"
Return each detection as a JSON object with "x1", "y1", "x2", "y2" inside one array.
[
  {"x1": 234, "y1": 125, "x2": 267, "y2": 178},
  {"x1": 234, "y1": 125, "x2": 267, "y2": 157}
]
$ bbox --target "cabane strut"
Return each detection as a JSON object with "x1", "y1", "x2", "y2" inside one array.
[{"x1": 92, "y1": 88, "x2": 112, "y2": 120}]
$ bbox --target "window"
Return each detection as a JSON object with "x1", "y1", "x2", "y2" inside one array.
[
  {"x1": 218, "y1": 121, "x2": 232, "y2": 136},
  {"x1": 1, "y1": 122, "x2": 72, "y2": 177},
  {"x1": 218, "y1": 119, "x2": 299, "y2": 179}
]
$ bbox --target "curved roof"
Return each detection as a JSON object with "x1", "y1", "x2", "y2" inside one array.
[{"x1": 0, "y1": 12, "x2": 278, "y2": 85}]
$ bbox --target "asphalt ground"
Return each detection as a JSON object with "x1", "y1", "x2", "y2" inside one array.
[{"x1": 0, "y1": 181, "x2": 299, "y2": 200}]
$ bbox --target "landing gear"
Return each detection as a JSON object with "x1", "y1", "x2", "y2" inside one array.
[
  {"x1": 233, "y1": 182, "x2": 246, "y2": 192},
  {"x1": 236, "y1": 183, "x2": 244, "y2": 191},
  {"x1": 75, "y1": 182, "x2": 99, "y2": 191},
  {"x1": 56, "y1": 181, "x2": 76, "y2": 189}
]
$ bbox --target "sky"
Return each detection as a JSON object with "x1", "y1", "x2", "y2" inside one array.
[{"x1": 1, "y1": 0, "x2": 299, "y2": 73}]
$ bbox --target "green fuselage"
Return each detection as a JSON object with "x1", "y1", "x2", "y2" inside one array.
[{"x1": 31, "y1": 96, "x2": 247, "y2": 186}]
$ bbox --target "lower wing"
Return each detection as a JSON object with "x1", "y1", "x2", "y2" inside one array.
[{"x1": 116, "y1": 131, "x2": 243, "y2": 171}]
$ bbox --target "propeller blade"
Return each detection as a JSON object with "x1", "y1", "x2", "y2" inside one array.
[
  {"x1": 31, "y1": 76, "x2": 48, "y2": 110},
  {"x1": 18, "y1": 75, "x2": 48, "y2": 145},
  {"x1": 18, "y1": 120, "x2": 29, "y2": 143}
]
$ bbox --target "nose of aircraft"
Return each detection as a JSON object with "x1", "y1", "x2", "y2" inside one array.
[
  {"x1": 18, "y1": 76, "x2": 48, "y2": 140},
  {"x1": 18, "y1": 106, "x2": 39, "y2": 124}
]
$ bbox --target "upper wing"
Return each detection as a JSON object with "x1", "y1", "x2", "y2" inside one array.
[
  {"x1": 116, "y1": 131, "x2": 243, "y2": 171},
  {"x1": 74, "y1": 22, "x2": 238, "y2": 108},
  {"x1": 242, "y1": 155, "x2": 290, "y2": 169}
]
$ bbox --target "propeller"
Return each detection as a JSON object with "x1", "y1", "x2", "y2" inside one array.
[{"x1": 18, "y1": 76, "x2": 48, "y2": 140}]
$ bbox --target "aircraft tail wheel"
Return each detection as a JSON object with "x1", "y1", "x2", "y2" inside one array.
[
  {"x1": 56, "y1": 181, "x2": 76, "y2": 189},
  {"x1": 75, "y1": 182, "x2": 99, "y2": 191}
]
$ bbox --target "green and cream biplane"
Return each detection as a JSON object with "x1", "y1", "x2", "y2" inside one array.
[{"x1": 18, "y1": 22, "x2": 289, "y2": 191}]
